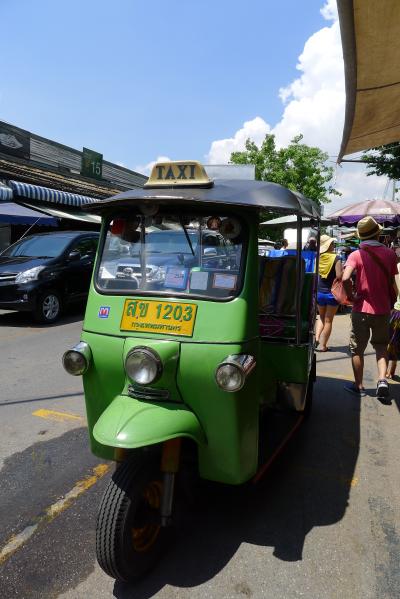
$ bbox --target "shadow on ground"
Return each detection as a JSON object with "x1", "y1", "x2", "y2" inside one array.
[
  {"x1": 0, "y1": 303, "x2": 85, "y2": 329},
  {"x1": 112, "y1": 375, "x2": 360, "y2": 598}
]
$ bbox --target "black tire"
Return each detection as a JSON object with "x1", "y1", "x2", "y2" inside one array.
[
  {"x1": 96, "y1": 453, "x2": 167, "y2": 582},
  {"x1": 33, "y1": 289, "x2": 62, "y2": 323}
]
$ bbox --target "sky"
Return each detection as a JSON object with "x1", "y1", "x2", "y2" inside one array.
[{"x1": 0, "y1": 0, "x2": 389, "y2": 213}]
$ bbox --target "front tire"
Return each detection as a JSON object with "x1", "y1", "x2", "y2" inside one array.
[
  {"x1": 33, "y1": 290, "x2": 62, "y2": 323},
  {"x1": 96, "y1": 453, "x2": 166, "y2": 582}
]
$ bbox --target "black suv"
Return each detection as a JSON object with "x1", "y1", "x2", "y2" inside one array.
[{"x1": 0, "y1": 231, "x2": 99, "y2": 323}]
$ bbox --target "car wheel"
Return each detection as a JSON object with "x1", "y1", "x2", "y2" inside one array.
[{"x1": 34, "y1": 290, "x2": 62, "y2": 323}]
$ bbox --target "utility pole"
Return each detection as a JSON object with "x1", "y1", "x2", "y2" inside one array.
[{"x1": 392, "y1": 179, "x2": 397, "y2": 202}]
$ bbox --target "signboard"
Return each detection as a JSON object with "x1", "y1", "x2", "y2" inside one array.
[
  {"x1": 81, "y1": 147, "x2": 103, "y2": 180},
  {"x1": 0, "y1": 122, "x2": 30, "y2": 160}
]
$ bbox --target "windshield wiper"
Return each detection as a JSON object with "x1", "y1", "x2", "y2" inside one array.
[{"x1": 179, "y1": 217, "x2": 195, "y2": 256}]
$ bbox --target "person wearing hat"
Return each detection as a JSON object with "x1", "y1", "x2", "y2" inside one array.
[
  {"x1": 342, "y1": 216, "x2": 398, "y2": 401},
  {"x1": 315, "y1": 234, "x2": 343, "y2": 352}
]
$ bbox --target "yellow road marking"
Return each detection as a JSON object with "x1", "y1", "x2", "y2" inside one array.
[
  {"x1": 317, "y1": 371, "x2": 354, "y2": 382},
  {"x1": 32, "y1": 408, "x2": 84, "y2": 422},
  {"x1": 0, "y1": 463, "x2": 110, "y2": 565}
]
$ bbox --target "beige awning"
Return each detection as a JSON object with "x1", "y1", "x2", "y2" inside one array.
[{"x1": 338, "y1": 0, "x2": 400, "y2": 161}]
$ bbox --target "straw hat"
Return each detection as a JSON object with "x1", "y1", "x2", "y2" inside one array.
[
  {"x1": 357, "y1": 216, "x2": 383, "y2": 240},
  {"x1": 319, "y1": 234, "x2": 335, "y2": 253}
]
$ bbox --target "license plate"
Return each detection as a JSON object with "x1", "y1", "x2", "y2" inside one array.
[{"x1": 120, "y1": 299, "x2": 197, "y2": 337}]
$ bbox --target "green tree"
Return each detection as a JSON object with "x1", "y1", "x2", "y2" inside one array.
[
  {"x1": 230, "y1": 133, "x2": 340, "y2": 206},
  {"x1": 362, "y1": 143, "x2": 400, "y2": 181}
]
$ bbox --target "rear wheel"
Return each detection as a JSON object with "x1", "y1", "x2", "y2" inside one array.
[
  {"x1": 96, "y1": 453, "x2": 167, "y2": 582},
  {"x1": 33, "y1": 290, "x2": 62, "y2": 323}
]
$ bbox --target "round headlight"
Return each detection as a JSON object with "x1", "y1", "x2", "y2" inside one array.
[
  {"x1": 125, "y1": 348, "x2": 162, "y2": 385},
  {"x1": 215, "y1": 363, "x2": 245, "y2": 392},
  {"x1": 62, "y1": 342, "x2": 91, "y2": 376},
  {"x1": 63, "y1": 350, "x2": 88, "y2": 376}
]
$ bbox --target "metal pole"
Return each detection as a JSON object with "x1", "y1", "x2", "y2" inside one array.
[{"x1": 295, "y1": 215, "x2": 302, "y2": 345}]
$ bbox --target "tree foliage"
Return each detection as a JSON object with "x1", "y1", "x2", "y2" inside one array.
[
  {"x1": 230, "y1": 134, "x2": 339, "y2": 206},
  {"x1": 362, "y1": 143, "x2": 400, "y2": 180}
]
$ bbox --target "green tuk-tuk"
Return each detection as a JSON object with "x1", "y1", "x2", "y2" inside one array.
[{"x1": 62, "y1": 161, "x2": 320, "y2": 582}]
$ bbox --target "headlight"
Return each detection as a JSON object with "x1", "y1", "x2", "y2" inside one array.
[
  {"x1": 15, "y1": 266, "x2": 45, "y2": 284},
  {"x1": 215, "y1": 354, "x2": 256, "y2": 392},
  {"x1": 125, "y1": 347, "x2": 162, "y2": 385},
  {"x1": 62, "y1": 342, "x2": 92, "y2": 376}
]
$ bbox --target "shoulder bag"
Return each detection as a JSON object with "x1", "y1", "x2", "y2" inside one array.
[{"x1": 331, "y1": 277, "x2": 352, "y2": 305}]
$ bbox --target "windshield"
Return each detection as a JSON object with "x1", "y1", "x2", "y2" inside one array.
[
  {"x1": 2, "y1": 235, "x2": 72, "y2": 258},
  {"x1": 126, "y1": 230, "x2": 199, "y2": 255},
  {"x1": 97, "y1": 213, "x2": 245, "y2": 299}
]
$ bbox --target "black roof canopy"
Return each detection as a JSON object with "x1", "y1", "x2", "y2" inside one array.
[{"x1": 82, "y1": 179, "x2": 320, "y2": 218}]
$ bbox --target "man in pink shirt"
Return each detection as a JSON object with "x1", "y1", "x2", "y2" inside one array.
[{"x1": 342, "y1": 216, "x2": 398, "y2": 401}]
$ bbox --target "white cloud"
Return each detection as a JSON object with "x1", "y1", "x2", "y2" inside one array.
[
  {"x1": 206, "y1": 117, "x2": 271, "y2": 164},
  {"x1": 205, "y1": 0, "x2": 389, "y2": 212},
  {"x1": 134, "y1": 155, "x2": 171, "y2": 176}
]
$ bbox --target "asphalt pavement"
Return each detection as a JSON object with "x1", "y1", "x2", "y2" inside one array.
[{"x1": 0, "y1": 308, "x2": 399, "y2": 599}]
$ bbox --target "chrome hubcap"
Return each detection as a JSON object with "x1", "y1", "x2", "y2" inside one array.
[{"x1": 42, "y1": 294, "x2": 60, "y2": 320}]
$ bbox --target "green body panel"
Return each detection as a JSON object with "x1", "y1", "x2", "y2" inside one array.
[
  {"x1": 93, "y1": 395, "x2": 206, "y2": 448},
  {"x1": 81, "y1": 332, "x2": 126, "y2": 460},
  {"x1": 178, "y1": 341, "x2": 259, "y2": 484}
]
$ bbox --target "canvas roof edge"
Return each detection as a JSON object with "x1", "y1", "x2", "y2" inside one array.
[
  {"x1": 81, "y1": 180, "x2": 320, "y2": 218},
  {"x1": 337, "y1": 0, "x2": 357, "y2": 163}
]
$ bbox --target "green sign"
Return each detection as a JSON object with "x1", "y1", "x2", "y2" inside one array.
[{"x1": 81, "y1": 147, "x2": 103, "y2": 180}]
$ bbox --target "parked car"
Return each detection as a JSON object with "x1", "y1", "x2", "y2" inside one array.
[{"x1": 0, "y1": 231, "x2": 99, "y2": 323}]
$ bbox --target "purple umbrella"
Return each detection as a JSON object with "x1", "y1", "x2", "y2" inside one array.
[{"x1": 328, "y1": 199, "x2": 400, "y2": 226}]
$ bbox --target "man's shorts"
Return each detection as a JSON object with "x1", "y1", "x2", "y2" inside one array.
[
  {"x1": 317, "y1": 291, "x2": 338, "y2": 307},
  {"x1": 349, "y1": 312, "x2": 390, "y2": 356}
]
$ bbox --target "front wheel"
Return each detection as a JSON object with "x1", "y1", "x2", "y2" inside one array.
[
  {"x1": 33, "y1": 290, "x2": 62, "y2": 323},
  {"x1": 96, "y1": 453, "x2": 167, "y2": 582}
]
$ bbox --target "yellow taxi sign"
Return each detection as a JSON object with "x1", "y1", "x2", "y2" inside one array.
[{"x1": 144, "y1": 160, "x2": 213, "y2": 188}]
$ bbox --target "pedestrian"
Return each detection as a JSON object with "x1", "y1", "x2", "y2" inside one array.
[
  {"x1": 315, "y1": 234, "x2": 342, "y2": 352},
  {"x1": 386, "y1": 248, "x2": 400, "y2": 379},
  {"x1": 304, "y1": 237, "x2": 317, "y2": 251},
  {"x1": 342, "y1": 216, "x2": 398, "y2": 400}
]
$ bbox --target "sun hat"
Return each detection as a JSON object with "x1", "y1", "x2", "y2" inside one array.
[
  {"x1": 319, "y1": 234, "x2": 335, "y2": 253},
  {"x1": 357, "y1": 216, "x2": 383, "y2": 240}
]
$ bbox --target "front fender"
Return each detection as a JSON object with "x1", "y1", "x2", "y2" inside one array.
[{"x1": 93, "y1": 395, "x2": 206, "y2": 449}]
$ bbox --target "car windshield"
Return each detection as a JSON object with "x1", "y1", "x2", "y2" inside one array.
[
  {"x1": 2, "y1": 235, "x2": 72, "y2": 258},
  {"x1": 97, "y1": 213, "x2": 245, "y2": 299}
]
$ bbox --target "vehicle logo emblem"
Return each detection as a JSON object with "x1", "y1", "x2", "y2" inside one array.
[{"x1": 98, "y1": 306, "x2": 110, "y2": 318}]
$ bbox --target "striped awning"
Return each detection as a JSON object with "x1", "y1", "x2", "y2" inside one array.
[
  {"x1": 9, "y1": 180, "x2": 99, "y2": 207},
  {"x1": 0, "y1": 181, "x2": 13, "y2": 201}
]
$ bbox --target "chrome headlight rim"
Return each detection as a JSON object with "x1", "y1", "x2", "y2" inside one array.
[
  {"x1": 62, "y1": 341, "x2": 91, "y2": 376},
  {"x1": 215, "y1": 354, "x2": 256, "y2": 392},
  {"x1": 125, "y1": 346, "x2": 162, "y2": 386}
]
